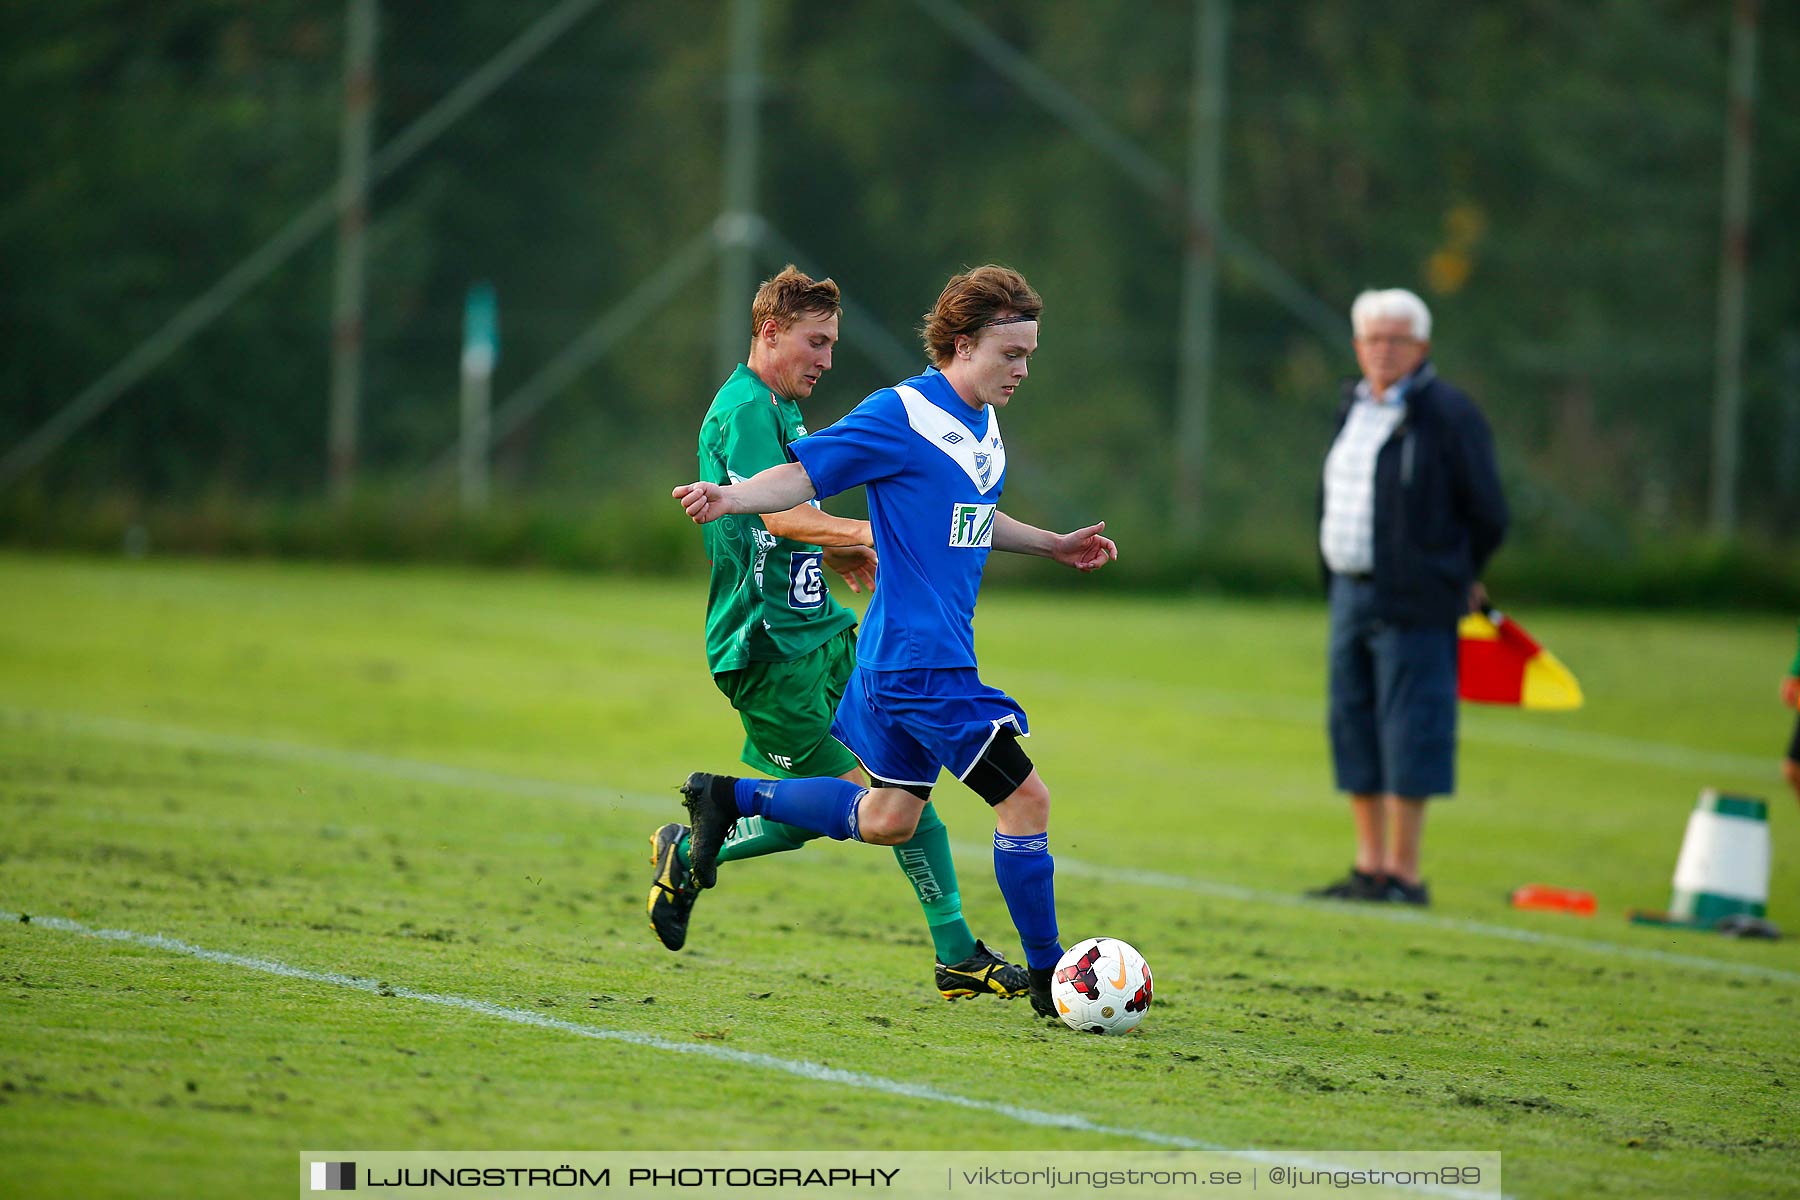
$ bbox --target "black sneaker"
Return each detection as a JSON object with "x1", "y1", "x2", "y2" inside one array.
[
  {"x1": 1027, "y1": 966, "x2": 1058, "y2": 1018},
  {"x1": 936, "y1": 940, "x2": 1030, "y2": 1000},
  {"x1": 646, "y1": 823, "x2": 699, "y2": 951},
  {"x1": 677, "y1": 772, "x2": 741, "y2": 890},
  {"x1": 1306, "y1": 867, "x2": 1388, "y2": 902},
  {"x1": 1384, "y1": 877, "x2": 1431, "y2": 906}
]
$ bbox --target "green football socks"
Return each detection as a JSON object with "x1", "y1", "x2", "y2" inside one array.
[
  {"x1": 893, "y1": 803, "x2": 978, "y2": 964},
  {"x1": 673, "y1": 799, "x2": 978, "y2": 964},
  {"x1": 676, "y1": 815, "x2": 818, "y2": 867}
]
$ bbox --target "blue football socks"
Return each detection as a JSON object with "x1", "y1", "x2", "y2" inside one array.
[
  {"x1": 733, "y1": 776, "x2": 866, "y2": 843},
  {"x1": 993, "y1": 831, "x2": 1062, "y2": 970}
]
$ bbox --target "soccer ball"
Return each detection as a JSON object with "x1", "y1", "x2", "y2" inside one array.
[{"x1": 1050, "y1": 936, "x2": 1152, "y2": 1035}]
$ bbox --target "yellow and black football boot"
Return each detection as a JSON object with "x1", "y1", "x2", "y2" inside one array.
[
  {"x1": 646, "y1": 822, "x2": 699, "y2": 951},
  {"x1": 935, "y1": 940, "x2": 1030, "y2": 1001}
]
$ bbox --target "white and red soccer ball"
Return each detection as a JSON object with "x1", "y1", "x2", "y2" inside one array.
[{"x1": 1050, "y1": 936, "x2": 1152, "y2": 1035}]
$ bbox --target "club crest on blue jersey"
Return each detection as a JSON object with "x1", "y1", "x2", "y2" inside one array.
[
  {"x1": 948, "y1": 503, "x2": 996, "y2": 548},
  {"x1": 895, "y1": 383, "x2": 1006, "y2": 496}
]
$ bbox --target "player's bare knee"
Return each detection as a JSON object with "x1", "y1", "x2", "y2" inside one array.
[
  {"x1": 1783, "y1": 758, "x2": 1800, "y2": 794},
  {"x1": 861, "y1": 812, "x2": 919, "y2": 845},
  {"x1": 994, "y1": 774, "x2": 1050, "y2": 834},
  {"x1": 857, "y1": 788, "x2": 923, "y2": 845},
  {"x1": 1021, "y1": 773, "x2": 1051, "y2": 815}
]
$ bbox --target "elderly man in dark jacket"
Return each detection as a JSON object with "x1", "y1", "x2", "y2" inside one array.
[{"x1": 1310, "y1": 288, "x2": 1508, "y2": 907}]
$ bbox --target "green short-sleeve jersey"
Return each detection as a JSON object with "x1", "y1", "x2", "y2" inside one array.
[{"x1": 698, "y1": 364, "x2": 856, "y2": 673}]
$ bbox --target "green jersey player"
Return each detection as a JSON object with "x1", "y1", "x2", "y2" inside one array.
[{"x1": 647, "y1": 264, "x2": 1027, "y2": 1002}]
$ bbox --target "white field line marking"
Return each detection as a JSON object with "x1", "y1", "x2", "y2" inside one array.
[
  {"x1": 1001, "y1": 676, "x2": 1774, "y2": 779},
  {"x1": 0, "y1": 706, "x2": 617, "y2": 808},
  {"x1": 16, "y1": 913, "x2": 1500, "y2": 1199},
  {"x1": 9, "y1": 705, "x2": 1796, "y2": 986},
  {"x1": 1460, "y1": 719, "x2": 1770, "y2": 779},
  {"x1": 1032, "y1": 855, "x2": 1800, "y2": 985}
]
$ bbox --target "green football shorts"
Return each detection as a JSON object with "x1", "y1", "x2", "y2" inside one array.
[{"x1": 713, "y1": 626, "x2": 859, "y2": 779}]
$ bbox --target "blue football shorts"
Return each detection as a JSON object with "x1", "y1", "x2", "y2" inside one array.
[{"x1": 832, "y1": 665, "x2": 1030, "y2": 790}]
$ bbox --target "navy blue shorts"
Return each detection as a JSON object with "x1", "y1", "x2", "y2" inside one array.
[
  {"x1": 1327, "y1": 574, "x2": 1458, "y2": 798},
  {"x1": 832, "y1": 665, "x2": 1030, "y2": 790}
]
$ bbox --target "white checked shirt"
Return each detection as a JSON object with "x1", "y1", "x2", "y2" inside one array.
[{"x1": 1320, "y1": 379, "x2": 1407, "y2": 575}]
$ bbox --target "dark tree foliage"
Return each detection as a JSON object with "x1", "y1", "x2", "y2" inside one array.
[{"x1": 2, "y1": 0, "x2": 1795, "y2": 548}]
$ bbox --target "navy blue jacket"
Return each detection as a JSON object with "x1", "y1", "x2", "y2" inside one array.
[{"x1": 1320, "y1": 363, "x2": 1509, "y2": 628}]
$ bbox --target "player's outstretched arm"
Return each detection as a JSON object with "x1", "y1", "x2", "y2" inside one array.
[
  {"x1": 762, "y1": 506, "x2": 873, "y2": 548},
  {"x1": 993, "y1": 512, "x2": 1118, "y2": 572},
  {"x1": 672, "y1": 461, "x2": 817, "y2": 525},
  {"x1": 763, "y1": 505, "x2": 877, "y2": 591}
]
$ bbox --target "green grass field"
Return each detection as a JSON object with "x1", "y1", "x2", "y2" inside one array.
[{"x1": 3, "y1": 552, "x2": 1797, "y2": 1198}]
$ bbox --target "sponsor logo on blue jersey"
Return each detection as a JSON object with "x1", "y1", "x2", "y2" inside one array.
[{"x1": 948, "y1": 503, "x2": 996, "y2": 548}]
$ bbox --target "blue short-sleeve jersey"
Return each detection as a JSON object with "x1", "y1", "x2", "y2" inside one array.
[{"x1": 791, "y1": 367, "x2": 1006, "y2": 672}]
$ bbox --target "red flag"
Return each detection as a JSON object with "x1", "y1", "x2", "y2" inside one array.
[{"x1": 1458, "y1": 607, "x2": 1583, "y2": 710}]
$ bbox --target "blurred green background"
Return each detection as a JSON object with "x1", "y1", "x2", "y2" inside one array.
[{"x1": 3, "y1": 0, "x2": 1798, "y2": 599}]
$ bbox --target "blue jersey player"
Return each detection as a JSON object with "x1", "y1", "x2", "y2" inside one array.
[{"x1": 671, "y1": 265, "x2": 1118, "y2": 1019}]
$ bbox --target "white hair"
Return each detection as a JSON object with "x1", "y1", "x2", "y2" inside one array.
[{"x1": 1350, "y1": 288, "x2": 1432, "y2": 341}]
